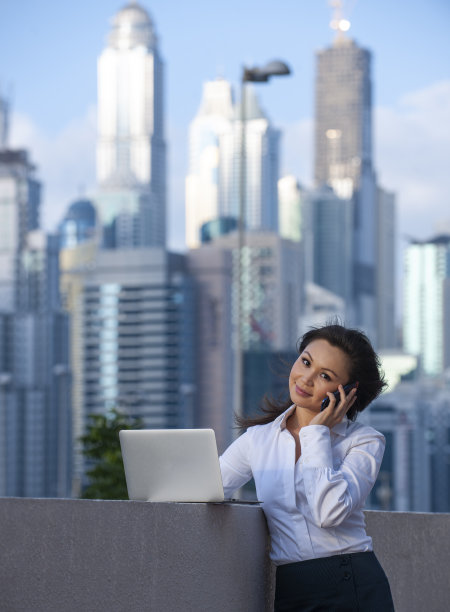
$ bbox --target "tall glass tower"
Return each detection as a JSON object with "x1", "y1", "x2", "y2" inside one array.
[
  {"x1": 314, "y1": 37, "x2": 372, "y2": 189},
  {"x1": 185, "y1": 79, "x2": 280, "y2": 249},
  {"x1": 96, "y1": 1, "x2": 166, "y2": 248},
  {"x1": 403, "y1": 235, "x2": 450, "y2": 376},
  {"x1": 314, "y1": 25, "x2": 377, "y2": 339},
  {"x1": 0, "y1": 104, "x2": 71, "y2": 497}
]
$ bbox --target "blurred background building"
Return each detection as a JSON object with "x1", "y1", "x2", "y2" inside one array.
[
  {"x1": 403, "y1": 234, "x2": 450, "y2": 376},
  {"x1": 313, "y1": 24, "x2": 397, "y2": 348},
  {"x1": 61, "y1": 246, "x2": 196, "y2": 493},
  {"x1": 0, "y1": 99, "x2": 71, "y2": 498},
  {"x1": 58, "y1": 199, "x2": 97, "y2": 250},
  {"x1": 95, "y1": 2, "x2": 166, "y2": 249},
  {"x1": 186, "y1": 79, "x2": 280, "y2": 249},
  {"x1": 364, "y1": 376, "x2": 450, "y2": 513}
]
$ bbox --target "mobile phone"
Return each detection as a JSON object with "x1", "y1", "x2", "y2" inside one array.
[{"x1": 320, "y1": 382, "x2": 358, "y2": 411}]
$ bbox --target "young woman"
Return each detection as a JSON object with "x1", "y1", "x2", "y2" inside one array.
[{"x1": 219, "y1": 324, "x2": 395, "y2": 611}]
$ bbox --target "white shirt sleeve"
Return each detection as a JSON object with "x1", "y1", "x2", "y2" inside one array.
[
  {"x1": 299, "y1": 424, "x2": 385, "y2": 528},
  {"x1": 219, "y1": 430, "x2": 253, "y2": 497}
]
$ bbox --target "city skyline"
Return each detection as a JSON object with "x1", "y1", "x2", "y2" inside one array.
[{"x1": 1, "y1": 0, "x2": 449, "y2": 252}]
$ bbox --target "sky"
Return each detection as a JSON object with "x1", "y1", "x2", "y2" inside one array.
[{"x1": 1, "y1": 0, "x2": 449, "y2": 254}]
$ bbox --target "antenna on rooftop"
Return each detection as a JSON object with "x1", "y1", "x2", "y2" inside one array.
[{"x1": 329, "y1": 0, "x2": 351, "y2": 41}]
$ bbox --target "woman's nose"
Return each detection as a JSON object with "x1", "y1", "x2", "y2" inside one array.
[{"x1": 300, "y1": 372, "x2": 314, "y2": 386}]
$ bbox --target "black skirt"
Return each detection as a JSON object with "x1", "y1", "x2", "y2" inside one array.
[{"x1": 274, "y1": 551, "x2": 395, "y2": 611}]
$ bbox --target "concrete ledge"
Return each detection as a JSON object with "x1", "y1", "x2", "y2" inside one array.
[
  {"x1": 365, "y1": 510, "x2": 450, "y2": 612},
  {"x1": 1, "y1": 499, "x2": 449, "y2": 611},
  {"x1": 0, "y1": 498, "x2": 271, "y2": 612}
]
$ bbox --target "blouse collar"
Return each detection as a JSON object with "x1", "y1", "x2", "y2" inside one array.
[{"x1": 278, "y1": 404, "x2": 349, "y2": 437}]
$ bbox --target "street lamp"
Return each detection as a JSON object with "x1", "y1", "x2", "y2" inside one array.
[
  {"x1": 0, "y1": 372, "x2": 12, "y2": 495},
  {"x1": 53, "y1": 364, "x2": 71, "y2": 498},
  {"x1": 242, "y1": 60, "x2": 291, "y2": 83},
  {"x1": 234, "y1": 60, "x2": 291, "y2": 423}
]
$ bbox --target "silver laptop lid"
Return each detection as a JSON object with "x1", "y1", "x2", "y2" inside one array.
[{"x1": 119, "y1": 429, "x2": 225, "y2": 503}]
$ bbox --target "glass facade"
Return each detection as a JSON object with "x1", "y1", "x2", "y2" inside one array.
[
  {"x1": 96, "y1": 3, "x2": 166, "y2": 248},
  {"x1": 403, "y1": 236, "x2": 450, "y2": 376},
  {"x1": 185, "y1": 80, "x2": 280, "y2": 249},
  {"x1": 58, "y1": 199, "x2": 96, "y2": 249},
  {"x1": 314, "y1": 37, "x2": 377, "y2": 339}
]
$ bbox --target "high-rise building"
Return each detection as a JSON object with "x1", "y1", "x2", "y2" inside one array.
[
  {"x1": 186, "y1": 80, "x2": 280, "y2": 248},
  {"x1": 314, "y1": 35, "x2": 373, "y2": 190},
  {"x1": 298, "y1": 282, "x2": 346, "y2": 337},
  {"x1": 314, "y1": 28, "x2": 377, "y2": 339},
  {"x1": 363, "y1": 378, "x2": 450, "y2": 513},
  {"x1": 96, "y1": 2, "x2": 166, "y2": 248},
  {"x1": 302, "y1": 184, "x2": 354, "y2": 310},
  {"x1": 12, "y1": 231, "x2": 71, "y2": 498},
  {"x1": 60, "y1": 247, "x2": 196, "y2": 493},
  {"x1": 0, "y1": 113, "x2": 71, "y2": 497},
  {"x1": 0, "y1": 150, "x2": 40, "y2": 311},
  {"x1": 185, "y1": 79, "x2": 235, "y2": 249},
  {"x1": 211, "y1": 231, "x2": 302, "y2": 352},
  {"x1": 236, "y1": 87, "x2": 280, "y2": 234},
  {"x1": 58, "y1": 199, "x2": 97, "y2": 249},
  {"x1": 278, "y1": 175, "x2": 303, "y2": 243},
  {"x1": 188, "y1": 231, "x2": 301, "y2": 436},
  {"x1": 187, "y1": 246, "x2": 234, "y2": 453},
  {"x1": 403, "y1": 235, "x2": 450, "y2": 376},
  {"x1": 376, "y1": 187, "x2": 397, "y2": 348}
]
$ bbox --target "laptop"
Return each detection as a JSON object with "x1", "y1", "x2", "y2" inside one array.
[{"x1": 120, "y1": 428, "x2": 233, "y2": 503}]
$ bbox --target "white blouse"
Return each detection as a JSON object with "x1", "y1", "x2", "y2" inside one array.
[{"x1": 219, "y1": 405, "x2": 385, "y2": 566}]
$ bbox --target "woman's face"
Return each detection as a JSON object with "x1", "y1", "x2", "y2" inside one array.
[{"x1": 289, "y1": 339, "x2": 351, "y2": 412}]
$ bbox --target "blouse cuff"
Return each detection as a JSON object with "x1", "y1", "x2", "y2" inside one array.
[{"x1": 300, "y1": 425, "x2": 333, "y2": 468}]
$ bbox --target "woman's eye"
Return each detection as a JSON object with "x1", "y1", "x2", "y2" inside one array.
[
  {"x1": 320, "y1": 373, "x2": 330, "y2": 381},
  {"x1": 302, "y1": 358, "x2": 310, "y2": 366}
]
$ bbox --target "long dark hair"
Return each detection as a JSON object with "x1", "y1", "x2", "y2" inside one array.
[{"x1": 237, "y1": 323, "x2": 386, "y2": 428}]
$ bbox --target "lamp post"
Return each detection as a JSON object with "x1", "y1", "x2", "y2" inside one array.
[
  {"x1": 0, "y1": 372, "x2": 11, "y2": 495},
  {"x1": 53, "y1": 364, "x2": 71, "y2": 498},
  {"x1": 234, "y1": 60, "x2": 291, "y2": 423}
]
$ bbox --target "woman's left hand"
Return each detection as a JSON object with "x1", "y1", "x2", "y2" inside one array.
[{"x1": 309, "y1": 385, "x2": 357, "y2": 429}]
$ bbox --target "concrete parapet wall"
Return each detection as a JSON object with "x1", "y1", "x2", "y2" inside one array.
[
  {"x1": 0, "y1": 498, "x2": 271, "y2": 612},
  {"x1": 0, "y1": 499, "x2": 449, "y2": 611},
  {"x1": 365, "y1": 510, "x2": 450, "y2": 612}
]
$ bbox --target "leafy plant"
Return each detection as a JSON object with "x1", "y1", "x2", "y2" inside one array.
[{"x1": 80, "y1": 408, "x2": 142, "y2": 500}]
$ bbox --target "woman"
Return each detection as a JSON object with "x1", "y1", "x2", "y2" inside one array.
[{"x1": 219, "y1": 323, "x2": 395, "y2": 611}]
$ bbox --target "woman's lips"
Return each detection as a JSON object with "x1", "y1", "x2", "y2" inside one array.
[{"x1": 295, "y1": 384, "x2": 311, "y2": 397}]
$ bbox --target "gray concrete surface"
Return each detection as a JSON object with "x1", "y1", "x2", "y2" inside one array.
[
  {"x1": 0, "y1": 499, "x2": 449, "y2": 611},
  {"x1": 0, "y1": 498, "x2": 271, "y2": 612},
  {"x1": 365, "y1": 510, "x2": 450, "y2": 612}
]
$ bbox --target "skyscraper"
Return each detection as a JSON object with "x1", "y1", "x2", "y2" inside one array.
[
  {"x1": 278, "y1": 175, "x2": 303, "y2": 244},
  {"x1": 0, "y1": 150, "x2": 40, "y2": 311},
  {"x1": 58, "y1": 199, "x2": 97, "y2": 250},
  {"x1": 314, "y1": 35, "x2": 372, "y2": 190},
  {"x1": 187, "y1": 246, "x2": 234, "y2": 453},
  {"x1": 302, "y1": 184, "x2": 354, "y2": 310},
  {"x1": 96, "y1": 2, "x2": 166, "y2": 248},
  {"x1": 211, "y1": 231, "x2": 302, "y2": 352},
  {"x1": 185, "y1": 79, "x2": 235, "y2": 249},
  {"x1": 376, "y1": 187, "x2": 397, "y2": 348},
  {"x1": 403, "y1": 235, "x2": 450, "y2": 376},
  {"x1": 60, "y1": 247, "x2": 197, "y2": 493},
  {"x1": 364, "y1": 378, "x2": 450, "y2": 512},
  {"x1": 314, "y1": 26, "x2": 377, "y2": 339},
  {"x1": 186, "y1": 79, "x2": 280, "y2": 248},
  {"x1": 0, "y1": 129, "x2": 71, "y2": 497}
]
